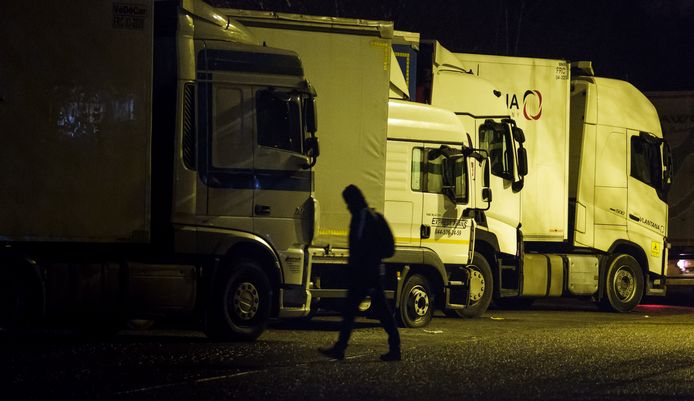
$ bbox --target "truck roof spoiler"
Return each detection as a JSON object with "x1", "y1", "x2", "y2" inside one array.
[
  {"x1": 570, "y1": 61, "x2": 594, "y2": 77},
  {"x1": 181, "y1": 0, "x2": 260, "y2": 44}
]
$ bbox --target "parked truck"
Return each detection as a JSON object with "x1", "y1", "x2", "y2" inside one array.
[
  {"x1": 390, "y1": 36, "x2": 526, "y2": 316},
  {"x1": 0, "y1": 0, "x2": 321, "y2": 340},
  {"x1": 394, "y1": 39, "x2": 675, "y2": 311},
  {"x1": 646, "y1": 91, "x2": 694, "y2": 287},
  {"x1": 424, "y1": 53, "x2": 673, "y2": 311},
  {"x1": 224, "y1": 9, "x2": 495, "y2": 325}
]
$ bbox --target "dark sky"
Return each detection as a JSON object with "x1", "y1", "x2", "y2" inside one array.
[{"x1": 209, "y1": 0, "x2": 694, "y2": 92}]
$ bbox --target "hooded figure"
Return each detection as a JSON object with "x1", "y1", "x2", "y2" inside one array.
[
  {"x1": 342, "y1": 184, "x2": 382, "y2": 283},
  {"x1": 319, "y1": 184, "x2": 401, "y2": 362}
]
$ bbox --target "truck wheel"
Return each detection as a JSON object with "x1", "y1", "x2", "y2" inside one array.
[
  {"x1": 206, "y1": 259, "x2": 271, "y2": 341},
  {"x1": 601, "y1": 254, "x2": 644, "y2": 312},
  {"x1": 457, "y1": 252, "x2": 493, "y2": 318},
  {"x1": 398, "y1": 274, "x2": 432, "y2": 328}
]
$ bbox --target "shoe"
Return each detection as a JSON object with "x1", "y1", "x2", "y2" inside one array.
[
  {"x1": 379, "y1": 349, "x2": 401, "y2": 362},
  {"x1": 318, "y1": 346, "x2": 345, "y2": 360}
]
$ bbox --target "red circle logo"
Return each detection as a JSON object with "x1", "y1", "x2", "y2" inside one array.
[{"x1": 523, "y1": 90, "x2": 542, "y2": 120}]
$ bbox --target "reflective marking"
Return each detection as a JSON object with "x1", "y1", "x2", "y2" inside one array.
[
  {"x1": 318, "y1": 229, "x2": 349, "y2": 236},
  {"x1": 395, "y1": 237, "x2": 470, "y2": 245}
]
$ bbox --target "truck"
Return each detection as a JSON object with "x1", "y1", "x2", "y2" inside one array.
[
  {"x1": 390, "y1": 35, "x2": 525, "y2": 317},
  {"x1": 223, "y1": 9, "x2": 495, "y2": 325},
  {"x1": 0, "y1": 0, "x2": 321, "y2": 340},
  {"x1": 423, "y1": 52, "x2": 672, "y2": 311},
  {"x1": 646, "y1": 91, "x2": 694, "y2": 289}
]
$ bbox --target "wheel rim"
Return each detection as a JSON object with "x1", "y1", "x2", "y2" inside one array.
[
  {"x1": 469, "y1": 269, "x2": 486, "y2": 303},
  {"x1": 232, "y1": 281, "x2": 260, "y2": 321},
  {"x1": 613, "y1": 266, "x2": 636, "y2": 302},
  {"x1": 358, "y1": 298, "x2": 372, "y2": 312},
  {"x1": 407, "y1": 284, "x2": 430, "y2": 320}
]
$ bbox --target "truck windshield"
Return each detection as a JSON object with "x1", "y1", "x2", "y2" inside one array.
[{"x1": 256, "y1": 89, "x2": 303, "y2": 154}]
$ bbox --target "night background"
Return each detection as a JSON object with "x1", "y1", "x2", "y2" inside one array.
[{"x1": 208, "y1": 0, "x2": 694, "y2": 92}]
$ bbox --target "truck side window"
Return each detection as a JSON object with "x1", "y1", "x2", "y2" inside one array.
[
  {"x1": 411, "y1": 148, "x2": 444, "y2": 194},
  {"x1": 411, "y1": 148, "x2": 424, "y2": 191},
  {"x1": 426, "y1": 153, "x2": 445, "y2": 193},
  {"x1": 212, "y1": 87, "x2": 247, "y2": 168},
  {"x1": 411, "y1": 147, "x2": 468, "y2": 202},
  {"x1": 256, "y1": 89, "x2": 302, "y2": 154},
  {"x1": 631, "y1": 135, "x2": 662, "y2": 190},
  {"x1": 479, "y1": 122, "x2": 513, "y2": 180}
]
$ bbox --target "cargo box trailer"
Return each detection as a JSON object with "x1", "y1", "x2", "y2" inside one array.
[{"x1": 0, "y1": 0, "x2": 320, "y2": 340}]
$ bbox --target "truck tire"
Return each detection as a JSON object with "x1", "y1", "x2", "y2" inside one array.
[
  {"x1": 456, "y1": 252, "x2": 494, "y2": 318},
  {"x1": 206, "y1": 259, "x2": 271, "y2": 341},
  {"x1": 456, "y1": 252, "x2": 493, "y2": 318},
  {"x1": 601, "y1": 254, "x2": 644, "y2": 312},
  {"x1": 398, "y1": 273, "x2": 432, "y2": 328}
]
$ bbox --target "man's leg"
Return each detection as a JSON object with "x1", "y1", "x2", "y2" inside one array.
[
  {"x1": 336, "y1": 286, "x2": 367, "y2": 351},
  {"x1": 319, "y1": 287, "x2": 365, "y2": 360},
  {"x1": 371, "y1": 279, "x2": 401, "y2": 356}
]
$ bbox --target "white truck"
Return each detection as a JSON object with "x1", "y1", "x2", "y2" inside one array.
[
  {"x1": 421, "y1": 52, "x2": 672, "y2": 311},
  {"x1": 224, "y1": 10, "x2": 495, "y2": 325},
  {"x1": 0, "y1": 0, "x2": 321, "y2": 340},
  {"x1": 646, "y1": 91, "x2": 694, "y2": 287}
]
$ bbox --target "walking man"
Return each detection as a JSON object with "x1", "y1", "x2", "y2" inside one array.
[{"x1": 319, "y1": 184, "x2": 401, "y2": 361}]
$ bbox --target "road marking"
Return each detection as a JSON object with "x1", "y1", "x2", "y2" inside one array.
[
  {"x1": 327, "y1": 352, "x2": 369, "y2": 362},
  {"x1": 114, "y1": 352, "x2": 372, "y2": 395},
  {"x1": 115, "y1": 370, "x2": 261, "y2": 395},
  {"x1": 195, "y1": 370, "x2": 259, "y2": 383}
]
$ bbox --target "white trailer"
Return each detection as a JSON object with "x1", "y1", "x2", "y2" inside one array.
[
  {"x1": 429, "y1": 53, "x2": 672, "y2": 311},
  {"x1": 223, "y1": 10, "x2": 494, "y2": 325},
  {"x1": 0, "y1": 0, "x2": 320, "y2": 340}
]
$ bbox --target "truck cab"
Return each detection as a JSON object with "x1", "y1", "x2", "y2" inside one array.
[
  {"x1": 385, "y1": 99, "x2": 493, "y2": 324},
  {"x1": 162, "y1": 1, "x2": 320, "y2": 338},
  {"x1": 449, "y1": 54, "x2": 672, "y2": 312}
]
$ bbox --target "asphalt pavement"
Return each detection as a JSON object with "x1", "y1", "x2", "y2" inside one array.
[{"x1": 3, "y1": 298, "x2": 694, "y2": 401}]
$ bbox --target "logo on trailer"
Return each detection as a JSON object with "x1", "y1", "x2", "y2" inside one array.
[
  {"x1": 505, "y1": 90, "x2": 543, "y2": 121},
  {"x1": 523, "y1": 90, "x2": 542, "y2": 120}
]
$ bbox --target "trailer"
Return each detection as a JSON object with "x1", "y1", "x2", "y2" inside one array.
[{"x1": 0, "y1": 0, "x2": 320, "y2": 340}]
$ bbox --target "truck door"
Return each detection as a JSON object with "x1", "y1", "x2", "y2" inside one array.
[
  {"x1": 385, "y1": 141, "x2": 424, "y2": 247},
  {"x1": 416, "y1": 146, "x2": 475, "y2": 265},
  {"x1": 477, "y1": 120, "x2": 521, "y2": 248},
  {"x1": 200, "y1": 82, "x2": 254, "y2": 232},
  {"x1": 252, "y1": 87, "x2": 314, "y2": 260},
  {"x1": 627, "y1": 130, "x2": 668, "y2": 275}
]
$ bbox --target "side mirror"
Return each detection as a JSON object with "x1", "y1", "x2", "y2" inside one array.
[
  {"x1": 304, "y1": 136, "x2": 320, "y2": 168},
  {"x1": 305, "y1": 97, "x2": 318, "y2": 133},
  {"x1": 512, "y1": 127, "x2": 526, "y2": 143},
  {"x1": 662, "y1": 141, "x2": 672, "y2": 197},
  {"x1": 482, "y1": 187, "x2": 492, "y2": 203},
  {"x1": 517, "y1": 147, "x2": 528, "y2": 177},
  {"x1": 474, "y1": 154, "x2": 492, "y2": 211}
]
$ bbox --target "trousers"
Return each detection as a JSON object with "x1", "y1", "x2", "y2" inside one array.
[{"x1": 335, "y1": 276, "x2": 400, "y2": 352}]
